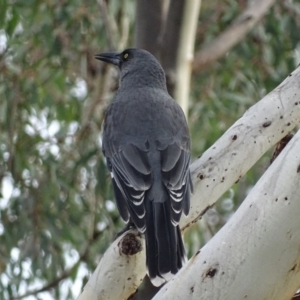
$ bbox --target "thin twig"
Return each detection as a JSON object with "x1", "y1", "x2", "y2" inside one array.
[
  {"x1": 193, "y1": 0, "x2": 276, "y2": 72},
  {"x1": 9, "y1": 227, "x2": 103, "y2": 300},
  {"x1": 98, "y1": 0, "x2": 119, "y2": 51}
]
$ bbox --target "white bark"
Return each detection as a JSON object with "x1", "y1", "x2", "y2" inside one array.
[
  {"x1": 181, "y1": 65, "x2": 300, "y2": 231},
  {"x1": 154, "y1": 128, "x2": 300, "y2": 300},
  {"x1": 77, "y1": 66, "x2": 300, "y2": 299},
  {"x1": 77, "y1": 231, "x2": 146, "y2": 300}
]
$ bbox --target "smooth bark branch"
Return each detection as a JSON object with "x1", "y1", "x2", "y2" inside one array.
[
  {"x1": 154, "y1": 129, "x2": 300, "y2": 300},
  {"x1": 77, "y1": 230, "x2": 146, "y2": 300},
  {"x1": 77, "y1": 66, "x2": 300, "y2": 299},
  {"x1": 193, "y1": 0, "x2": 276, "y2": 72},
  {"x1": 174, "y1": 0, "x2": 201, "y2": 116},
  {"x1": 181, "y1": 65, "x2": 300, "y2": 231}
]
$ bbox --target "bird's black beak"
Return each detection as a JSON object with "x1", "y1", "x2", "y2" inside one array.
[{"x1": 95, "y1": 52, "x2": 121, "y2": 66}]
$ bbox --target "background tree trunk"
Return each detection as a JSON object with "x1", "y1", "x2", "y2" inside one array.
[
  {"x1": 159, "y1": 0, "x2": 185, "y2": 96},
  {"x1": 134, "y1": 0, "x2": 165, "y2": 58}
]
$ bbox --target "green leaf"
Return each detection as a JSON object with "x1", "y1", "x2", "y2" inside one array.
[
  {"x1": 6, "y1": 8, "x2": 19, "y2": 36},
  {"x1": 0, "y1": 0, "x2": 7, "y2": 28}
]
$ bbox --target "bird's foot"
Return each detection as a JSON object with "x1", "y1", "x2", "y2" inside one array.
[{"x1": 114, "y1": 220, "x2": 136, "y2": 240}]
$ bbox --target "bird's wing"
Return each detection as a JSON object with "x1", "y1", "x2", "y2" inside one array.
[
  {"x1": 158, "y1": 142, "x2": 192, "y2": 226},
  {"x1": 107, "y1": 143, "x2": 151, "y2": 232}
]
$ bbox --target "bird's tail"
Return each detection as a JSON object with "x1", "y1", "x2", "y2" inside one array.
[{"x1": 145, "y1": 199, "x2": 186, "y2": 287}]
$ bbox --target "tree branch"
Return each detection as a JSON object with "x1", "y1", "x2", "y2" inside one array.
[
  {"x1": 10, "y1": 245, "x2": 90, "y2": 300},
  {"x1": 98, "y1": 0, "x2": 119, "y2": 51},
  {"x1": 193, "y1": 0, "x2": 276, "y2": 72},
  {"x1": 77, "y1": 65, "x2": 300, "y2": 299},
  {"x1": 154, "y1": 129, "x2": 300, "y2": 300},
  {"x1": 77, "y1": 230, "x2": 146, "y2": 300},
  {"x1": 174, "y1": 0, "x2": 201, "y2": 116},
  {"x1": 181, "y1": 65, "x2": 300, "y2": 231}
]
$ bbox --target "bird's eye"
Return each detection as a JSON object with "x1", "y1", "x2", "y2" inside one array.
[{"x1": 123, "y1": 53, "x2": 129, "y2": 60}]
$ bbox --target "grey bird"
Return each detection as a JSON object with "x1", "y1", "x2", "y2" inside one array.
[{"x1": 95, "y1": 48, "x2": 192, "y2": 286}]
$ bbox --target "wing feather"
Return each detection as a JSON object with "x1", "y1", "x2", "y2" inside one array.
[
  {"x1": 161, "y1": 143, "x2": 182, "y2": 172},
  {"x1": 160, "y1": 143, "x2": 192, "y2": 225},
  {"x1": 108, "y1": 144, "x2": 151, "y2": 232},
  {"x1": 122, "y1": 144, "x2": 151, "y2": 174}
]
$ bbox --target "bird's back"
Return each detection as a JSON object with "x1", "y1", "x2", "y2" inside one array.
[{"x1": 102, "y1": 85, "x2": 190, "y2": 157}]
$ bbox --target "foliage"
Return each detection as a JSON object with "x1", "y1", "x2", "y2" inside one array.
[{"x1": 0, "y1": 0, "x2": 299, "y2": 299}]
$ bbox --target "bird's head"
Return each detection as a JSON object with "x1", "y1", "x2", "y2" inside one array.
[
  {"x1": 95, "y1": 48, "x2": 136, "y2": 69},
  {"x1": 95, "y1": 48, "x2": 167, "y2": 89}
]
